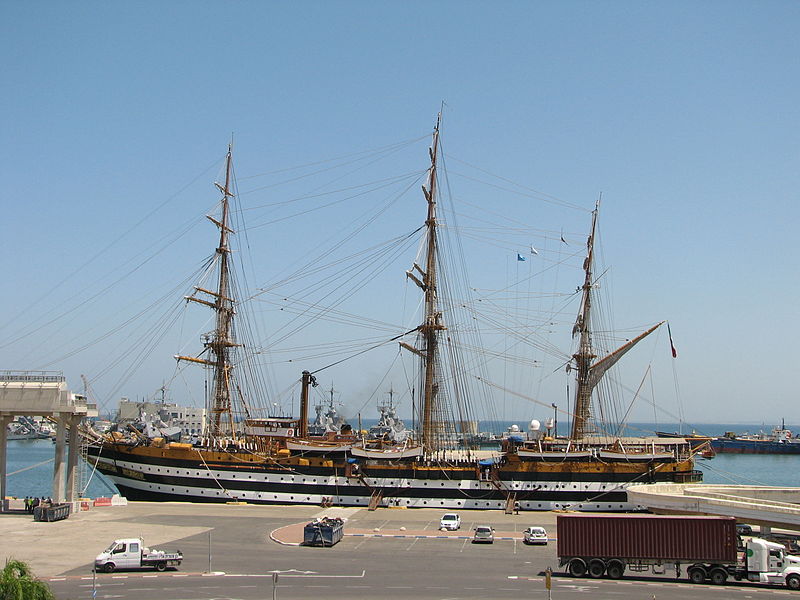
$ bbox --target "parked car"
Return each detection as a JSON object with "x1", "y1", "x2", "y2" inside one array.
[
  {"x1": 523, "y1": 526, "x2": 548, "y2": 545},
  {"x1": 439, "y1": 513, "x2": 461, "y2": 531},
  {"x1": 472, "y1": 525, "x2": 494, "y2": 543}
]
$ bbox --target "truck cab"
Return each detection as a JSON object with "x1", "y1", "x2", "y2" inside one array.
[
  {"x1": 743, "y1": 538, "x2": 800, "y2": 589},
  {"x1": 96, "y1": 539, "x2": 143, "y2": 571}
]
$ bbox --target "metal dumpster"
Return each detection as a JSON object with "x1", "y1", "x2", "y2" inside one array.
[
  {"x1": 303, "y1": 517, "x2": 344, "y2": 546},
  {"x1": 33, "y1": 503, "x2": 71, "y2": 522}
]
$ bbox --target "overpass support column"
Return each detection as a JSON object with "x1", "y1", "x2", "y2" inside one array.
[
  {"x1": 0, "y1": 415, "x2": 10, "y2": 512},
  {"x1": 65, "y1": 414, "x2": 81, "y2": 502},
  {"x1": 52, "y1": 415, "x2": 66, "y2": 503}
]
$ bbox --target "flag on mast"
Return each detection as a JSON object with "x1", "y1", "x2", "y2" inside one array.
[{"x1": 667, "y1": 322, "x2": 677, "y2": 358}]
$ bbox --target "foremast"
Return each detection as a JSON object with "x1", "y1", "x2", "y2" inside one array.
[
  {"x1": 176, "y1": 145, "x2": 238, "y2": 438},
  {"x1": 402, "y1": 114, "x2": 446, "y2": 454},
  {"x1": 569, "y1": 203, "x2": 663, "y2": 440}
]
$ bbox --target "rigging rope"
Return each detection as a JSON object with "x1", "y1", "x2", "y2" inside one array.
[{"x1": 311, "y1": 328, "x2": 420, "y2": 375}]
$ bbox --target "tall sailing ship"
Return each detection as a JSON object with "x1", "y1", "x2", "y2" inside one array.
[{"x1": 86, "y1": 118, "x2": 701, "y2": 511}]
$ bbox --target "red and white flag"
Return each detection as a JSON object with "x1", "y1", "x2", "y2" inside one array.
[{"x1": 667, "y1": 323, "x2": 677, "y2": 358}]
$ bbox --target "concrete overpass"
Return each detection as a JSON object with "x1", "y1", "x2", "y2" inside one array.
[
  {"x1": 1, "y1": 371, "x2": 97, "y2": 510},
  {"x1": 629, "y1": 483, "x2": 800, "y2": 534}
]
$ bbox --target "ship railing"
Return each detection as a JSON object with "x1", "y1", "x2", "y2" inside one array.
[{"x1": 0, "y1": 370, "x2": 65, "y2": 382}]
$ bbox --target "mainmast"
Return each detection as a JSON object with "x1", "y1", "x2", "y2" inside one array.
[
  {"x1": 402, "y1": 113, "x2": 446, "y2": 453},
  {"x1": 177, "y1": 145, "x2": 238, "y2": 438}
]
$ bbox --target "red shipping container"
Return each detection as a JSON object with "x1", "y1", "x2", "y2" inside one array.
[{"x1": 557, "y1": 514, "x2": 737, "y2": 563}]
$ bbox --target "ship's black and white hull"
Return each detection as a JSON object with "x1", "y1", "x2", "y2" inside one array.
[{"x1": 88, "y1": 444, "x2": 696, "y2": 512}]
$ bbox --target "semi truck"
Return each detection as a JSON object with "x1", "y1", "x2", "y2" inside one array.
[
  {"x1": 95, "y1": 538, "x2": 183, "y2": 573},
  {"x1": 557, "y1": 514, "x2": 800, "y2": 589}
]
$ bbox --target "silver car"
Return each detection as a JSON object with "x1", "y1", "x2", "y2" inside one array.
[
  {"x1": 522, "y1": 526, "x2": 548, "y2": 545},
  {"x1": 472, "y1": 525, "x2": 495, "y2": 543}
]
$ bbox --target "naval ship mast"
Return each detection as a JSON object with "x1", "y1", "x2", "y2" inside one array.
[
  {"x1": 402, "y1": 114, "x2": 446, "y2": 454},
  {"x1": 570, "y1": 202, "x2": 664, "y2": 440},
  {"x1": 176, "y1": 145, "x2": 238, "y2": 439}
]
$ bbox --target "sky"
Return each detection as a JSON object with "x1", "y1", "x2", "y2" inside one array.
[{"x1": 1, "y1": 1, "x2": 798, "y2": 429}]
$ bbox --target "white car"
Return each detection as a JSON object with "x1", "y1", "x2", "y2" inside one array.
[
  {"x1": 439, "y1": 513, "x2": 461, "y2": 530},
  {"x1": 523, "y1": 526, "x2": 548, "y2": 545}
]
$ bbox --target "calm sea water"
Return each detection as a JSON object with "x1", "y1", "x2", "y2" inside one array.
[
  {"x1": 5, "y1": 422, "x2": 798, "y2": 498},
  {"x1": 5, "y1": 439, "x2": 119, "y2": 499}
]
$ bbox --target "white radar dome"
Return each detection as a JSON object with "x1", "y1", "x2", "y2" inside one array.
[{"x1": 529, "y1": 420, "x2": 541, "y2": 431}]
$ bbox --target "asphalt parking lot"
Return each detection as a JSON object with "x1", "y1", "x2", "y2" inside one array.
[
  {"x1": 0, "y1": 501, "x2": 560, "y2": 577},
  {"x1": 3, "y1": 502, "x2": 793, "y2": 600}
]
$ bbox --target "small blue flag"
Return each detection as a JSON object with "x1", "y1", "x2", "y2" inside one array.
[{"x1": 517, "y1": 253, "x2": 526, "y2": 261}]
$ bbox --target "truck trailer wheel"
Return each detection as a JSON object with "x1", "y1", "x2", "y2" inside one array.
[
  {"x1": 103, "y1": 563, "x2": 115, "y2": 574},
  {"x1": 156, "y1": 562, "x2": 167, "y2": 572},
  {"x1": 710, "y1": 568, "x2": 727, "y2": 585},
  {"x1": 588, "y1": 559, "x2": 606, "y2": 578},
  {"x1": 606, "y1": 561, "x2": 624, "y2": 580},
  {"x1": 688, "y1": 566, "x2": 706, "y2": 584},
  {"x1": 568, "y1": 559, "x2": 587, "y2": 577},
  {"x1": 787, "y1": 574, "x2": 800, "y2": 590}
]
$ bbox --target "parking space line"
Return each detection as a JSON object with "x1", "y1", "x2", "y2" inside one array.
[{"x1": 353, "y1": 538, "x2": 369, "y2": 550}]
